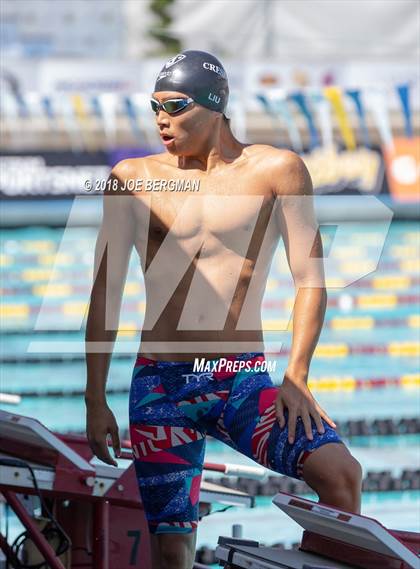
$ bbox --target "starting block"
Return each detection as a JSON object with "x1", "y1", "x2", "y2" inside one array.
[
  {"x1": 0, "y1": 410, "x2": 254, "y2": 569},
  {"x1": 216, "y1": 492, "x2": 420, "y2": 568}
]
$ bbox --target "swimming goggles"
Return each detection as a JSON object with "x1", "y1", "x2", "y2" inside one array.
[{"x1": 150, "y1": 97, "x2": 194, "y2": 115}]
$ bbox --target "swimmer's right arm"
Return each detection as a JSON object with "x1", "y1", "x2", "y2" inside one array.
[{"x1": 85, "y1": 161, "x2": 136, "y2": 466}]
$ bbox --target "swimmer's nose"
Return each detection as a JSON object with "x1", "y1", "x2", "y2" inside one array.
[{"x1": 156, "y1": 112, "x2": 170, "y2": 127}]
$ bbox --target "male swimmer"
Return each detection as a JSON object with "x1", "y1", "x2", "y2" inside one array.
[{"x1": 85, "y1": 50, "x2": 362, "y2": 569}]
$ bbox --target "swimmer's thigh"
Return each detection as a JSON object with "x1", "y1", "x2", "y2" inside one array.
[
  {"x1": 129, "y1": 369, "x2": 206, "y2": 535},
  {"x1": 220, "y1": 370, "x2": 345, "y2": 479}
]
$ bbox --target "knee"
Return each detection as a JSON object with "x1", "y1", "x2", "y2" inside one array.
[
  {"x1": 340, "y1": 456, "x2": 363, "y2": 492},
  {"x1": 326, "y1": 455, "x2": 363, "y2": 495},
  {"x1": 304, "y1": 446, "x2": 363, "y2": 495}
]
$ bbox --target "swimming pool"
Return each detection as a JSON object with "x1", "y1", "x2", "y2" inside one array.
[{"x1": 1, "y1": 220, "x2": 419, "y2": 553}]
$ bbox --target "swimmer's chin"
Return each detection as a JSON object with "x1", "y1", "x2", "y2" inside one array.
[
  {"x1": 165, "y1": 143, "x2": 184, "y2": 156},
  {"x1": 162, "y1": 138, "x2": 179, "y2": 153}
]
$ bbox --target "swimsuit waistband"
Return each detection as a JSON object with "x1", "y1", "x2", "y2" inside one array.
[{"x1": 135, "y1": 351, "x2": 265, "y2": 368}]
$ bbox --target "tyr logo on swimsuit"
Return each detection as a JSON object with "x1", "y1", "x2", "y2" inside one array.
[{"x1": 182, "y1": 372, "x2": 214, "y2": 384}]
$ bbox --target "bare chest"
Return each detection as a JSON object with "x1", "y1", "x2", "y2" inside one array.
[{"x1": 132, "y1": 172, "x2": 274, "y2": 245}]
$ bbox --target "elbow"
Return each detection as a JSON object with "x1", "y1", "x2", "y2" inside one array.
[{"x1": 293, "y1": 274, "x2": 327, "y2": 291}]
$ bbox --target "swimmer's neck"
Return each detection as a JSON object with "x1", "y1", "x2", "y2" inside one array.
[{"x1": 178, "y1": 120, "x2": 247, "y2": 173}]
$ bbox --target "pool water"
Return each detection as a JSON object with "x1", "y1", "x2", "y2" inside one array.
[{"x1": 1, "y1": 220, "x2": 419, "y2": 551}]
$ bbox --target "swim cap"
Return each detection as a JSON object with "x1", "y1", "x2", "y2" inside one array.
[{"x1": 153, "y1": 50, "x2": 229, "y2": 114}]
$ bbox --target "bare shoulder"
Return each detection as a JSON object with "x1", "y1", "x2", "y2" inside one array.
[
  {"x1": 111, "y1": 157, "x2": 146, "y2": 182},
  {"x1": 107, "y1": 156, "x2": 160, "y2": 197},
  {"x1": 99, "y1": 158, "x2": 142, "y2": 203},
  {"x1": 260, "y1": 147, "x2": 313, "y2": 197},
  {"x1": 245, "y1": 144, "x2": 297, "y2": 163}
]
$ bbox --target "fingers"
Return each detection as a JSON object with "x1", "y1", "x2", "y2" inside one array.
[
  {"x1": 111, "y1": 424, "x2": 121, "y2": 459},
  {"x1": 287, "y1": 409, "x2": 297, "y2": 444},
  {"x1": 89, "y1": 437, "x2": 118, "y2": 467},
  {"x1": 318, "y1": 408, "x2": 337, "y2": 429},
  {"x1": 323, "y1": 416, "x2": 337, "y2": 429},
  {"x1": 276, "y1": 385, "x2": 336, "y2": 446},
  {"x1": 275, "y1": 398, "x2": 285, "y2": 429},
  {"x1": 286, "y1": 405, "x2": 325, "y2": 443},
  {"x1": 86, "y1": 406, "x2": 121, "y2": 467},
  {"x1": 312, "y1": 411, "x2": 325, "y2": 435},
  {"x1": 301, "y1": 411, "x2": 313, "y2": 441},
  {"x1": 87, "y1": 422, "x2": 119, "y2": 467}
]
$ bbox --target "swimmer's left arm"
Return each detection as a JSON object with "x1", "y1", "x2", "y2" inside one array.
[{"x1": 270, "y1": 150, "x2": 336, "y2": 443}]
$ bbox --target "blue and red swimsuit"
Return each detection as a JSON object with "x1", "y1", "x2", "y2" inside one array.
[{"x1": 129, "y1": 351, "x2": 343, "y2": 534}]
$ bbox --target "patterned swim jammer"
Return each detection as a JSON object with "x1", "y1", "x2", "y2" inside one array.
[{"x1": 129, "y1": 352, "x2": 343, "y2": 534}]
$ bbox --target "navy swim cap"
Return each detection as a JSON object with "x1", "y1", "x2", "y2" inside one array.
[{"x1": 153, "y1": 50, "x2": 229, "y2": 114}]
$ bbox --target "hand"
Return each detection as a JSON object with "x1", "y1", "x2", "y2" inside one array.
[
  {"x1": 86, "y1": 401, "x2": 121, "y2": 466},
  {"x1": 275, "y1": 374, "x2": 336, "y2": 444}
]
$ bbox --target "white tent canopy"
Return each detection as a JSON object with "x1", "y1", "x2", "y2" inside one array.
[{"x1": 168, "y1": 0, "x2": 420, "y2": 61}]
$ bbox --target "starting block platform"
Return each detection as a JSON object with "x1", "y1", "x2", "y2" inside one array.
[
  {"x1": 216, "y1": 492, "x2": 420, "y2": 569},
  {"x1": 0, "y1": 410, "x2": 255, "y2": 569}
]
